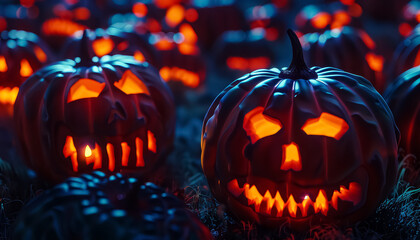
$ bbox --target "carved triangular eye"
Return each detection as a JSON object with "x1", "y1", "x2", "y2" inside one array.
[
  {"x1": 301, "y1": 112, "x2": 349, "y2": 140},
  {"x1": 243, "y1": 107, "x2": 282, "y2": 144},
  {"x1": 20, "y1": 59, "x2": 33, "y2": 77},
  {"x1": 114, "y1": 70, "x2": 150, "y2": 95},
  {"x1": 67, "y1": 78, "x2": 106, "y2": 103}
]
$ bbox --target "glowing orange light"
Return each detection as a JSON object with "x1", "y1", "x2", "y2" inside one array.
[
  {"x1": 135, "y1": 137, "x2": 144, "y2": 167},
  {"x1": 359, "y1": 31, "x2": 375, "y2": 49},
  {"x1": 348, "y1": 3, "x2": 362, "y2": 17},
  {"x1": 414, "y1": 50, "x2": 420, "y2": 68},
  {"x1": 92, "y1": 38, "x2": 114, "y2": 57},
  {"x1": 248, "y1": 57, "x2": 271, "y2": 70},
  {"x1": 20, "y1": 0, "x2": 34, "y2": 8},
  {"x1": 165, "y1": 4, "x2": 185, "y2": 27},
  {"x1": 20, "y1": 59, "x2": 33, "y2": 77},
  {"x1": 117, "y1": 41, "x2": 129, "y2": 51},
  {"x1": 365, "y1": 53, "x2": 384, "y2": 72},
  {"x1": 185, "y1": 8, "x2": 198, "y2": 22},
  {"x1": 227, "y1": 179, "x2": 362, "y2": 217},
  {"x1": 134, "y1": 51, "x2": 145, "y2": 62},
  {"x1": 84, "y1": 145, "x2": 92, "y2": 157},
  {"x1": 106, "y1": 143, "x2": 115, "y2": 171},
  {"x1": 180, "y1": 23, "x2": 198, "y2": 44},
  {"x1": 159, "y1": 67, "x2": 200, "y2": 88},
  {"x1": 281, "y1": 142, "x2": 302, "y2": 171},
  {"x1": 265, "y1": 27, "x2": 279, "y2": 41},
  {"x1": 227, "y1": 57, "x2": 248, "y2": 71},
  {"x1": 121, "y1": 142, "x2": 130, "y2": 166},
  {"x1": 67, "y1": 79, "x2": 106, "y2": 103},
  {"x1": 154, "y1": 0, "x2": 181, "y2": 9},
  {"x1": 63, "y1": 136, "x2": 78, "y2": 172},
  {"x1": 0, "y1": 87, "x2": 19, "y2": 105},
  {"x1": 34, "y1": 46, "x2": 47, "y2": 63},
  {"x1": 0, "y1": 56, "x2": 7, "y2": 72},
  {"x1": 178, "y1": 43, "x2": 198, "y2": 55},
  {"x1": 133, "y1": 2, "x2": 148, "y2": 18},
  {"x1": 243, "y1": 106, "x2": 282, "y2": 144},
  {"x1": 399, "y1": 23, "x2": 413, "y2": 37},
  {"x1": 74, "y1": 7, "x2": 90, "y2": 20},
  {"x1": 331, "y1": 11, "x2": 351, "y2": 29},
  {"x1": 83, "y1": 143, "x2": 102, "y2": 169},
  {"x1": 416, "y1": 12, "x2": 420, "y2": 23},
  {"x1": 311, "y1": 12, "x2": 331, "y2": 29},
  {"x1": 340, "y1": 0, "x2": 354, "y2": 5},
  {"x1": 147, "y1": 131, "x2": 156, "y2": 153},
  {"x1": 147, "y1": 18, "x2": 161, "y2": 33},
  {"x1": 114, "y1": 70, "x2": 150, "y2": 95},
  {"x1": 154, "y1": 38, "x2": 174, "y2": 50},
  {"x1": 0, "y1": 17, "x2": 6, "y2": 32},
  {"x1": 42, "y1": 18, "x2": 87, "y2": 37},
  {"x1": 227, "y1": 57, "x2": 271, "y2": 71},
  {"x1": 302, "y1": 112, "x2": 349, "y2": 140}
]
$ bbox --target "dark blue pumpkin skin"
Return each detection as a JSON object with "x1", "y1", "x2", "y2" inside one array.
[
  {"x1": 201, "y1": 30, "x2": 399, "y2": 228},
  {"x1": 384, "y1": 66, "x2": 420, "y2": 159},
  {"x1": 14, "y1": 171, "x2": 212, "y2": 240}
]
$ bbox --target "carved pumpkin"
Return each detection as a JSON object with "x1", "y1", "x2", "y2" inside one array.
[
  {"x1": 213, "y1": 29, "x2": 275, "y2": 77},
  {"x1": 152, "y1": 28, "x2": 206, "y2": 89},
  {"x1": 384, "y1": 66, "x2": 420, "y2": 160},
  {"x1": 295, "y1": 2, "x2": 362, "y2": 35},
  {"x1": 0, "y1": 30, "x2": 53, "y2": 112},
  {"x1": 61, "y1": 28, "x2": 160, "y2": 68},
  {"x1": 201, "y1": 30, "x2": 398, "y2": 228},
  {"x1": 14, "y1": 171, "x2": 213, "y2": 240},
  {"x1": 388, "y1": 28, "x2": 420, "y2": 83},
  {"x1": 301, "y1": 27, "x2": 386, "y2": 93},
  {"x1": 14, "y1": 41, "x2": 175, "y2": 183}
]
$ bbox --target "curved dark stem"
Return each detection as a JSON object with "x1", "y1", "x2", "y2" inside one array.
[
  {"x1": 77, "y1": 30, "x2": 96, "y2": 67},
  {"x1": 279, "y1": 29, "x2": 317, "y2": 80}
]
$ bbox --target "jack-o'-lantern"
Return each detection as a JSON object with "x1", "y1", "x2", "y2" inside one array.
[
  {"x1": 213, "y1": 29, "x2": 275, "y2": 77},
  {"x1": 295, "y1": 2, "x2": 362, "y2": 35},
  {"x1": 151, "y1": 27, "x2": 206, "y2": 90},
  {"x1": 384, "y1": 66, "x2": 420, "y2": 160},
  {"x1": 14, "y1": 43, "x2": 175, "y2": 183},
  {"x1": 388, "y1": 28, "x2": 420, "y2": 83},
  {"x1": 61, "y1": 28, "x2": 160, "y2": 68},
  {"x1": 201, "y1": 30, "x2": 398, "y2": 228},
  {"x1": 301, "y1": 27, "x2": 386, "y2": 93},
  {"x1": 0, "y1": 30, "x2": 53, "y2": 114},
  {"x1": 14, "y1": 171, "x2": 213, "y2": 240}
]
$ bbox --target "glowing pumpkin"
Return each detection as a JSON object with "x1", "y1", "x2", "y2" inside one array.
[
  {"x1": 201, "y1": 30, "x2": 399, "y2": 228},
  {"x1": 301, "y1": 27, "x2": 386, "y2": 93},
  {"x1": 245, "y1": 3, "x2": 286, "y2": 42},
  {"x1": 14, "y1": 171, "x2": 213, "y2": 239},
  {"x1": 0, "y1": 30, "x2": 53, "y2": 112},
  {"x1": 14, "y1": 40, "x2": 175, "y2": 183},
  {"x1": 61, "y1": 28, "x2": 160, "y2": 68},
  {"x1": 384, "y1": 66, "x2": 420, "y2": 161},
  {"x1": 214, "y1": 29, "x2": 275, "y2": 77}
]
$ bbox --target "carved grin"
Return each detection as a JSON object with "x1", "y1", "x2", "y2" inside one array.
[
  {"x1": 62, "y1": 131, "x2": 156, "y2": 173},
  {"x1": 227, "y1": 179, "x2": 362, "y2": 218}
]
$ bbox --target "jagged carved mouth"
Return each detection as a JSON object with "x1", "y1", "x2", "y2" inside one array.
[
  {"x1": 227, "y1": 179, "x2": 362, "y2": 218},
  {"x1": 62, "y1": 131, "x2": 156, "y2": 172}
]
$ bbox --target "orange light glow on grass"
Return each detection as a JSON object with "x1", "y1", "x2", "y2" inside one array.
[
  {"x1": 134, "y1": 51, "x2": 145, "y2": 62},
  {"x1": 243, "y1": 107, "x2": 282, "y2": 144},
  {"x1": 0, "y1": 56, "x2": 7, "y2": 72},
  {"x1": 311, "y1": 12, "x2": 331, "y2": 29},
  {"x1": 159, "y1": 66, "x2": 201, "y2": 88},
  {"x1": 67, "y1": 79, "x2": 105, "y2": 103},
  {"x1": 165, "y1": 4, "x2": 185, "y2": 27},
  {"x1": 366, "y1": 53, "x2": 384, "y2": 72},
  {"x1": 92, "y1": 38, "x2": 114, "y2": 57},
  {"x1": 227, "y1": 179, "x2": 362, "y2": 217},
  {"x1": 20, "y1": 59, "x2": 33, "y2": 77},
  {"x1": 302, "y1": 112, "x2": 349, "y2": 140},
  {"x1": 133, "y1": 2, "x2": 148, "y2": 17},
  {"x1": 147, "y1": 131, "x2": 156, "y2": 153},
  {"x1": 114, "y1": 70, "x2": 150, "y2": 95},
  {"x1": 34, "y1": 46, "x2": 47, "y2": 63},
  {"x1": 0, "y1": 87, "x2": 19, "y2": 105},
  {"x1": 281, "y1": 142, "x2": 302, "y2": 171}
]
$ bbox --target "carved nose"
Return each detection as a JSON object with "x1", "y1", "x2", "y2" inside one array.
[
  {"x1": 280, "y1": 142, "x2": 302, "y2": 171},
  {"x1": 107, "y1": 101, "x2": 127, "y2": 124}
]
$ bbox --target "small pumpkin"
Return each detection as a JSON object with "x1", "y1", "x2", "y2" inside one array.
[
  {"x1": 0, "y1": 30, "x2": 53, "y2": 111},
  {"x1": 14, "y1": 36, "x2": 175, "y2": 183},
  {"x1": 384, "y1": 66, "x2": 420, "y2": 160},
  {"x1": 201, "y1": 30, "x2": 398, "y2": 228},
  {"x1": 301, "y1": 27, "x2": 386, "y2": 92},
  {"x1": 213, "y1": 29, "x2": 275, "y2": 77},
  {"x1": 14, "y1": 171, "x2": 213, "y2": 240},
  {"x1": 61, "y1": 28, "x2": 160, "y2": 68}
]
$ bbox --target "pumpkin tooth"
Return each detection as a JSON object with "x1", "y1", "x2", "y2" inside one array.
[
  {"x1": 106, "y1": 143, "x2": 116, "y2": 171},
  {"x1": 135, "y1": 137, "x2": 145, "y2": 167},
  {"x1": 314, "y1": 190, "x2": 328, "y2": 216},
  {"x1": 227, "y1": 179, "x2": 244, "y2": 197},
  {"x1": 299, "y1": 195, "x2": 313, "y2": 217}
]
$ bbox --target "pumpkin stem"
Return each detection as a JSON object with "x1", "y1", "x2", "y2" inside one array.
[
  {"x1": 279, "y1": 29, "x2": 317, "y2": 80},
  {"x1": 77, "y1": 30, "x2": 96, "y2": 67}
]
